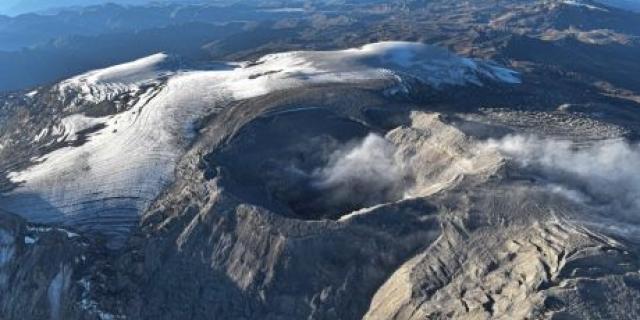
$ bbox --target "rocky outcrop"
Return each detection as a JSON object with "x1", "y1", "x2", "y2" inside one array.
[
  {"x1": 365, "y1": 191, "x2": 640, "y2": 319},
  {"x1": 2, "y1": 1, "x2": 640, "y2": 317},
  {"x1": 0, "y1": 211, "x2": 89, "y2": 320}
]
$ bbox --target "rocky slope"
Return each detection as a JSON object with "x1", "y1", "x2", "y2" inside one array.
[{"x1": 2, "y1": 0, "x2": 640, "y2": 319}]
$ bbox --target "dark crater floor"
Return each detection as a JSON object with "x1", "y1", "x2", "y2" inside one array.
[{"x1": 207, "y1": 107, "x2": 406, "y2": 220}]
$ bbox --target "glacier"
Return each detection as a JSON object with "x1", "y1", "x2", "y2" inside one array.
[{"x1": 0, "y1": 42, "x2": 521, "y2": 246}]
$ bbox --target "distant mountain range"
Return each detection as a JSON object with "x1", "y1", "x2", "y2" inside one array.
[
  {"x1": 598, "y1": 0, "x2": 640, "y2": 11},
  {"x1": 2, "y1": 0, "x2": 638, "y2": 17},
  {"x1": 0, "y1": 0, "x2": 211, "y2": 16},
  {"x1": 1, "y1": 0, "x2": 132, "y2": 15},
  {"x1": 2, "y1": 0, "x2": 640, "y2": 319},
  {"x1": 0, "y1": 2, "x2": 308, "y2": 92}
]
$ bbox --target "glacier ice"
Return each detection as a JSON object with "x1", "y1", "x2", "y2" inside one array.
[{"x1": 0, "y1": 42, "x2": 521, "y2": 245}]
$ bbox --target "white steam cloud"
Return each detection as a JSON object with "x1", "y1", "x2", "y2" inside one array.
[
  {"x1": 485, "y1": 135, "x2": 640, "y2": 216},
  {"x1": 301, "y1": 131, "x2": 640, "y2": 221},
  {"x1": 312, "y1": 133, "x2": 407, "y2": 208}
]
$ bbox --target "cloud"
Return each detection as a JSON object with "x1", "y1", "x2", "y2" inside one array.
[
  {"x1": 484, "y1": 135, "x2": 640, "y2": 217},
  {"x1": 312, "y1": 133, "x2": 407, "y2": 209}
]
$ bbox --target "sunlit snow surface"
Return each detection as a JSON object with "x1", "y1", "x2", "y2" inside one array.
[
  {"x1": 560, "y1": 0, "x2": 609, "y2": 11},
  {"x1": 0, "y1": 42, "x2": 520, "y2": 245}
]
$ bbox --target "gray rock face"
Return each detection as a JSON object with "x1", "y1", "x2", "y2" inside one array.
[
  {"x1": 0, "y1": 211, "x2": 88, "y2": 320},
  {"x1": 123, "y1": 84, "x2": 640, "y2": 319},
  {"x1": 2, "y1": 0, "x2": 640, "y2": 319}
]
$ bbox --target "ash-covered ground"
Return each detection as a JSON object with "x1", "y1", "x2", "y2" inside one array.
[{"x1": 2, "y1": 0, "x2": 640, "y2": 319}]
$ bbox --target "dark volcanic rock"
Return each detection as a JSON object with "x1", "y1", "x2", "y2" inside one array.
[{"x1": 2, "y1": 0, "x2": 640, "y2": 319}]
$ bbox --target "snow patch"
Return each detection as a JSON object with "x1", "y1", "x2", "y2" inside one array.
[
  {"x1": 54, "y1": 114, "x2": 106, "y2": 142},
  {"x1": 2, "y1": 42, "x2": 520, "y2": 244},
  {"x1": 57, "y1": 53, "x2": 172, "y2": 108},
  {"x1": 259, "y1": 7, "x2": 305, "y2": 13},
  {"x1": 74, "y1": 53, "x2": 168, "y2": 85},
  {"x1": 24, "y1": 235, "x2": 37, "y2": 244},
  {"x1": 559, "y1": 0, "x2": 609, "y2": 11},
  {"x1": 27, "y1": 226, "x2": 79, "y2": 238}
]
